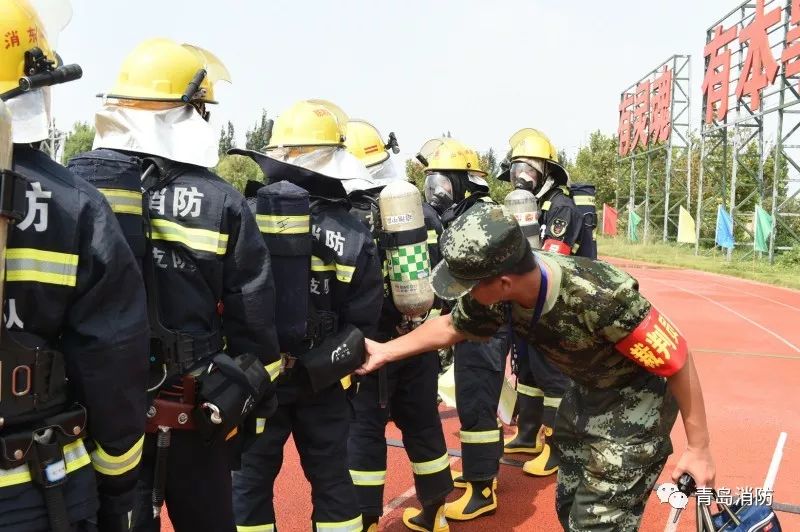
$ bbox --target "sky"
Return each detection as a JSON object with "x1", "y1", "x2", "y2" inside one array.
[{"x1": 51, "y1": 0, "x2": 742, "y2": 164}]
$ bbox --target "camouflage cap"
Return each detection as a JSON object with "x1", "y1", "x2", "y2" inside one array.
[{"x1": 431, "y1": 203, "x2": 528, "y2": 300}]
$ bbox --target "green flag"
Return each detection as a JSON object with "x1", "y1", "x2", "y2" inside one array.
[
  {"x1": 628, "y1": 210, "x2": 642, "y2": 242},
  {"x1": 754, "y1": 205, "x2": 773, "y2": 253}
]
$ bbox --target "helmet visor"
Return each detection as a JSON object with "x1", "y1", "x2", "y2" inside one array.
[
  {"x1": 424, "y1": 172, "x2": 454, "y2": 211},
  {"x1": 510, "y1": 160, "x2": 544, "y2": 193}
]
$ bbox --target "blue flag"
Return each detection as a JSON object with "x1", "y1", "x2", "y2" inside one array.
[{"x1": 715, "y1": 205, "x2": 734, "y2": 250}]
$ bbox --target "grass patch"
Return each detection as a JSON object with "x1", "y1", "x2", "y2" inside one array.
[{"x1": 597, "y1": 236, "x2": 800, "y2": 290}]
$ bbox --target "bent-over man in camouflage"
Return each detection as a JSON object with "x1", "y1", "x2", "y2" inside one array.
[{"x1": 357, "y1": 203, "x2": 715, "y2": 532}]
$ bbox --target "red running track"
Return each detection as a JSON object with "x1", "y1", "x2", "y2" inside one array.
[{"x1": 163, "y1": 258, "x2": 800, "y2": 531}]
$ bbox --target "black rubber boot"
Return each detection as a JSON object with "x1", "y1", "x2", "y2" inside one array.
[{"x1": 504, "y1": 394, "x2": 543, "y2": 454}]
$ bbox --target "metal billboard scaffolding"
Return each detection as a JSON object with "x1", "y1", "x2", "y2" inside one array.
[
  {"x1": 697, "y1": 0, "x2": 800, "y2": 262},
  {"x1": 616, "y1": 55, "x2": 692, "y2": 243}
]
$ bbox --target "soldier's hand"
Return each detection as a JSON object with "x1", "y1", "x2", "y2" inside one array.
[
  {"x1": 356, "y1": 339, "x2": 390, "y2": 375},
  {"x1": 671, "y1": 445, "x2": 715, "y2": 488}
]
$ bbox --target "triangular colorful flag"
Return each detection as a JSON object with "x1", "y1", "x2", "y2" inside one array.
[
  {"x1": 602, "y1": 204, "x2": 618, "y2": 236},
  {"x1": 754, "y1": 205, "x2": 773, "y2": 253},
  {"x1": 628, "y1": 210, "x2": 642, "y2": 242},
  {"x1": 715, "y1": 205, "x2": 734, "y2": 250},
  {"x1": 677, "y1": 205, "x2": 697, "y2": 244}
]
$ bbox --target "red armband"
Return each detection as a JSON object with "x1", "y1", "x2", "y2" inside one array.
[
  {"x1": 615, "y1": 306, "x2": 688, "y2": 377},
  {"x1": 542, "y1": 239, "x2": 570, "y2": 255}
]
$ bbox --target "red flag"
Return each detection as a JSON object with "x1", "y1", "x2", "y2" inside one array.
[{"x1": 602, "y1": 204, "x2": 618, "y2": 236}]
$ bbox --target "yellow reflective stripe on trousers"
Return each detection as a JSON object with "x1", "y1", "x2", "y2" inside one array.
[
  {"x1": 90, "y1": 435, "x2": 144, "y2": 476},
  {"x1": 517, "y1": 383, "x2": 544, "y2": 398},
  {"x1": 256, "y1": 214, "x2": 310, "y2": 235},
  {"x1": 459, "y1": 429, "x2": 500, "y2": 444},
  {"x1": 150, "y1": 218, "x2": 229, "y2": 255},
  {"x1": 410, "y1": 453, "x2": 449, "y2": 476},
  {"x1": 350, "y1": 469, "x2": 386, "y2": 486},
  {"x1": 5, "y1": 248, "x2": 79, "y2": 287},
  {"x1": 97, "y1": 188, "x2": 143, "y2": 215},
  {"x1": 426, "y1": 229, "x2": 438, "y2": 245},
  {"x1": 314, "y1": 515, "x2": 363, "y2": 532},
  {"x1": 543, "y1": 396, "x2": 563, "y2": 409},
  {"x1": 255, "y1": 418, "x2": 266, "y2": 434},
  {"x1": 573, "y1": 196, "x2": 595, "y2": 206},
  {"x1": 311, "y1": 256, "x2": 355, "y2": 283},
  {"x1": 236, "y1": 524, "x2": 274, "y2": 532},
  {"x1": 0, "y1": 439, "x2": 91, "y2": 488},
  {"x1": 265, "y1": 360, "x2": 282, "y2": 382}
]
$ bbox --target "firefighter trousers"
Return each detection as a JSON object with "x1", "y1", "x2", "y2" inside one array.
[
  {"x1": 131, "y1": 430, "x2": 237, "y2": 532},
  {"x1": 454, "y1": 329, "x2": 509, "y2": 481},
  {"x1": 515, "y1": 341, "x2": 570, "y2": 429},
  {"x1": 348, "y1": 351, "x2": 453, "y2": 517},
  {"x1": 232, "y1": 377, "x2": 362, "y2": 531}
]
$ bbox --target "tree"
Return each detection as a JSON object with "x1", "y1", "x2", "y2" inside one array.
[
  {"x1": 570, "y1": 130, "x2": 618, "y2": 207},
  {"x1": 405, "y1": 158, "x2": 426, "y2": 191},
  {"x1": 218, "y1": 121, "x2": 235, "y2": 157},
  {"x1": 479, "y1": 148, "x2": 498, "y2": 178},
  {"x1": 215, "y1": 154, "x2": 263, "y2": 193},
  {"x1": 61, "y1": 122, "x2": 95, "y2": 163},
  {"x1": 245, "y1": 110, "x2": 272, "y2": 151}
]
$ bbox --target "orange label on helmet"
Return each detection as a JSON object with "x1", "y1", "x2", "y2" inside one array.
[{"x1": 615, "y1": 306, "x2": 687, "y2": 377}]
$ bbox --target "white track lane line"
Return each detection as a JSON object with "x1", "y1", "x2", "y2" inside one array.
[
  {"x1": 651, "y1": 270, "x2": 800, "y2": 313},
  {"x1": 650, "y1": 278, "x2": 800, "y2": 354}
]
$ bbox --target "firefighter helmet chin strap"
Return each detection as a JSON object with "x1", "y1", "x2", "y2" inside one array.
[
  {"x1": 0, "y1": 47, "x2": 82, "y2": 102},
  {"x1": 535, "y1": 175, "x2": 556, "y2": 200}
]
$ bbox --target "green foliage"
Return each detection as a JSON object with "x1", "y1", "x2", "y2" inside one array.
[
  {"x1": 245, "y1": 109, "x2": 272, "y2": 151},
  {"x1": 568, "y1": 130, "x2": 618, "y2": 207},
  {"x1": 215, "y1": 154, "x2": 263, "y2": 193},
  {"x1": 61, "y1": 122, "x2": 95, "y2": 163},
  {"x1": 405, "y1": 158, "x2": 426, "y2": 191},
  {"x1": 218, "y1": 121, "x2": 235, "y2": 157}
]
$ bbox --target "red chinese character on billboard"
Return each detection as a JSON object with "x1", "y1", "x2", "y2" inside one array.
[
  {"x1": 782, "y1": 0, "x2": 800, "y2": 86},
  {"x1": 735, "y1": 0, "x2": 782, "y2": 110},
  {"x1": 631, "y1": 80, "x2": 651, "y2": 150},
  {"x1": 650, "y1": 67, "x2": 673, "y2": 143},
  {"x1": 702, "y1": 24, "x2": 738, "y2": 123},
  {"x1": 618, "y1": 92, "x2": 634, "y2": 156}
]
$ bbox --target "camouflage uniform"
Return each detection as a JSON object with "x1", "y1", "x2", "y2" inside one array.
[{"x1": 438, "y1": 206, "x2": 679, "y2": 532}]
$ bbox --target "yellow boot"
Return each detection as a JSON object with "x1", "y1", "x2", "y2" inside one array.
[
  {"x1": 444, "y1": 479, "x2": 497, "y2": 521},
  {"x1": 522, "y1": 426, "x2": 559, "y2": 476},
  {"x1": 402, "y1": 502, "x2": 449, "y2": 532}
]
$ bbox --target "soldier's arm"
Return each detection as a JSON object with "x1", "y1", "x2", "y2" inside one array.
[
  {"x1": 358, "y1": 314, "x2": 465, "y2": 374},
  {"x1": 61, "y1": 192, "x2": 149, "y2": 519},
  {"x1": 605, "y1": 283, "x2": 715, "y2": 487},
  {"x1": 541, "y1": 204, "x2": 581, "y2": 255},
  {"x1": 221, "y1": 195, "x2": 281, "y2": 376},
  {"x1": 667, "y1": 352, "x2": 715, "y2": 487},
  {"x1": 359, "y1": 293, "x2": 502, "y2": 374}
]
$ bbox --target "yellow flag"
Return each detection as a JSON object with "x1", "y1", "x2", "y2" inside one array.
[{"x1": 677, "y1": 205, "x2": 697, "y2": 244}]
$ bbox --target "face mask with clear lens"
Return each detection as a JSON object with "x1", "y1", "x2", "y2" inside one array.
[
  {"x1": 510, "y1": 161, "x2": 542, "y2": 192},
  {"x1": 424, "y1": 172, "x2": 454, "y2": 211}
]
